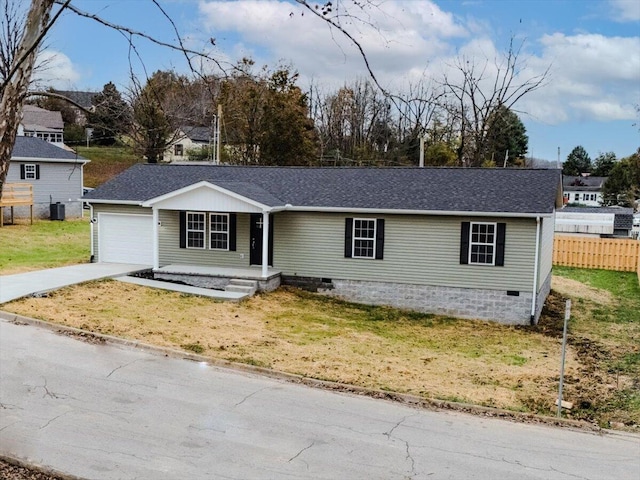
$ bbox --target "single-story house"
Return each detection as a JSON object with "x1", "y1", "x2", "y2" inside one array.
[
  {"x1": 3, "y1": 136, "x2": 88, "y2": 221},
  {"x1": 555, "y1": 206, "x2": 635, "y2": 238},
  {"x1": 562, "y1": 175, "x2": 606, "y2": 207},
  {"x1": 83, "y1": 165, "x2": 563, "y2": 325},
  {"x1": 164, "y1": 126, "x2": 213, "y2": 162}
]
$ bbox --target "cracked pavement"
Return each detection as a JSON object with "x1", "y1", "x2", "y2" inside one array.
[{"x1": 1, "y1": 319, "x2": 639, "y2": 479}]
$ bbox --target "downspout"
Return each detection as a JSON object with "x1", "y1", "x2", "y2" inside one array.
[
  {"x1": 261, "y1": 211, "x2": 269, "y2": 278},
  {"x1": 530, "y1": 216, "x2": 541, "y2": 324},
  {"x1": 152, "y1": 208, "x2": 159, "y2": 270}
]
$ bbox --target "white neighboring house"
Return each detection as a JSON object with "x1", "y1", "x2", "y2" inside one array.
[
  {"x1": 562, "y1": 175, "x2": 606, "y2": 207},
  {"x1": 555, "y1": 207, "x2": 635, "y2": 238},
  {"x1": 632, "y1": 214, "x2": 640, "y2": 239},
  {"x1": 19, "y1": 104, "x2": 65, "y2": 147},
  {"x1": 164, "y1": 126, "x2": 213, "y2": 162}
]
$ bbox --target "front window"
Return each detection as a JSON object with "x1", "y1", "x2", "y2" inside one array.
[
  {"x1": 574, "y1": 193, "x2": 579, "y2": 201},
  {"x1": 24, "y1": 164, "x2": 36, "y2": 180},
  {"x1": 209, "y1": 213, "x2": 229, "y2": 250},
  {"x1": 469, "y1": 222, "x2": 496, "y2": 265},
  {"x1": 186, "y1": 212, "x2": 205, "y2": 249},
  {"x1": 174, "y1": 144, "x2": 184, "y2": 156},
  {"x1": 353, "y1": 219, "x2": 376, "y2": 258}
]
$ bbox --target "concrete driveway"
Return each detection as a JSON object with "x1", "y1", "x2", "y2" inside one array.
[
  {"x1": 0, "y1": 263, "x2": 150, "y2": 304},
  {"x1": 1, "y1": 318, "x2": 639, "y2": 480}
]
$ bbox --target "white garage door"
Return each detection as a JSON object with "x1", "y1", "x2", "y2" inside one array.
[{"x1": 99, "y1": 214, "x2": 154, "y2": 265}]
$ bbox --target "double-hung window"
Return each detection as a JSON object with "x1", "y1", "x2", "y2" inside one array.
[
  {"x1": 209, "y1": 213, "x2": 229, "y2": 250},
  {"x1": 353, "y1": 218, "x2": 376, "y2": 259},
  {"x1": 469, "y1": 222, "x2": 496, "y2": 265},
  {"x1": 186, "y1": 212, "x2": 206, "y2": 249},
  {"x1": 24, "y1": 164, "x2": 37, "y2": 180}
]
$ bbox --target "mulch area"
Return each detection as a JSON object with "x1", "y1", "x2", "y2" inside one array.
[{"x1": 0, "y1": 459, "x2": 66, "y2": 480}]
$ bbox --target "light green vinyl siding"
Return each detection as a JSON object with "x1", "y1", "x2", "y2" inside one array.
[
  {"x1": 538, "y1": 213, "x2": 555, "y2": 288},
  {"x1": 91, "y1": 204, "x2": 151, "y2": 261},
  {"x1": 273, "y1": 212, "x2": 538, "y2": 291},
  {"x1": 158, "y1": 210, "x2": 250, "y2": 267}
]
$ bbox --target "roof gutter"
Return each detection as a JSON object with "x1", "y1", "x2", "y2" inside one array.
[{"x1": 270, "y1": 205, "x2": 555, "y2": 218}]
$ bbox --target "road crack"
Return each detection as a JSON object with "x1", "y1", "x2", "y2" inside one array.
[{"x1": 288, "y1": 440, "x2": 316, "y2": 464}]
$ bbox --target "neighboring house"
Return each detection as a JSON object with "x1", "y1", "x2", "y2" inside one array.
[
  {"x1": 562, "y1": 175, "x2": 606, "y2": 207},
  {"x1": 4, "y1": 136, "x2": 88, "y2": 221},
  {"x1": 52, "y1": 90, "x2": 98, "y2": 125},
  {"x1": 555, "y1": 207, "x2": 635, "y2": 238},
  {"x1": 19, "y1": 105, "x2": 65, "y2": 146},
  {"x1": 84, "y1": 165, "x2": 562, "y2": 325},
  {"x1": 164, "y1": 126, "x2": 213, "y2": 162},
  {"x1": 632, "y1": 214, "x2": 640, "y2": 239}
]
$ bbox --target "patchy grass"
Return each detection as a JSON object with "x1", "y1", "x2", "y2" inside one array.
[
  {"x1": 546, "y1": 268, "x2": 640, "y2": 427},
  {"x1": 0, "y1": 219, "x2": 90, "y2": 274},
  {"x1": 77, "y1": 145, "x2": 140, "y2": 187}
]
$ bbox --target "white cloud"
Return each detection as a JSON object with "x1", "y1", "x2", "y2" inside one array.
[
  {"x1": 33, "y1": 50, "x2": 80, "y2": 89},
  {"x1": 195, "y1": 1, "x2": 639, "y2": 126},
  {"x1": 609, "y1": 0, "x2": 640, "y2": 22}
]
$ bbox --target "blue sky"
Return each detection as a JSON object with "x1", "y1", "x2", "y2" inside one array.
[{"x1": 37, "y1": 0, "x2": 640, "y2": 162}]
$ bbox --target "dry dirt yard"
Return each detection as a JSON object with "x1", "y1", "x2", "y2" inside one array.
[{"x1": 6, "y1": 272, "x2": 637, "y2": 429}]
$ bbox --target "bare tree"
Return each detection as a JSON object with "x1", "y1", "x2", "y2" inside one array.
[{"x1": 440, "y1": 38, "x2": 549, "y2": 167}]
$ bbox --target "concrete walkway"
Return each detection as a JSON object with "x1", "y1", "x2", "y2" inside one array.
[
  {"x1": 0, "y1": 263, "x2": 150, "y2": 304},
  {"x1": 115, "y1": 276, "x2": 248, "y2": 301}
]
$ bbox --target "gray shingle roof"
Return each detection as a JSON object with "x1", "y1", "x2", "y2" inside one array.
[
  {"x1": 22, "y1": 105, "x2": 64, "y2": 130},
  {"x1": 180, "y1": 126, "x2": 212, "y2": 143},
  {"x1": 562, "y1": 207, "x2": 634, "y2": 214},
  {"x1": 11, "y1": 136, "x2": 86, "y2": 161},
  {"x1": 562, "y1": 175, "x2": 606, "y2": 191},
  {"x1": 85, "y1": 164, "x2": 561, "y2": 215},
  {"x1": 52, "y1": 90, "x2": 98, "y2": 109}
]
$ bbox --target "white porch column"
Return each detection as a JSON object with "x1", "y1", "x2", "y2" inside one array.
[
  {"x1": 261, "y1": 211, "x2": 269, "y2": 278},
  {"x1": 152, "y1": 208, "x2": 159, "y2": 269}
]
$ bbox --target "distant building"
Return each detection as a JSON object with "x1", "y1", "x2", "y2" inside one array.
[
  {"x1": 19, "y1": 105, "x2": 64, "y2": 146},
  {"x1": 164, "y1": 126, "x2": 213, "y2": 162},
  {"x1": 52, "y1": 89, "x2": 98, "y2": 125},
  {"x1": 562, "y1": 175, "x2": 606, "y2": 207},
  {"x1": 555, "y1": 206, "x2": 634, "y2": 238}
]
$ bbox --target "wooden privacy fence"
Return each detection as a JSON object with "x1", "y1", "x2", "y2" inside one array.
[
  {"x1": 553, "y1": 235, "x2": 640, "y2": 274},
  {"x1": 0, "y1": 183, "x2": 33, "y2": 227}
]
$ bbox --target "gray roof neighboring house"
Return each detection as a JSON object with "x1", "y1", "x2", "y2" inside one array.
[
  {"x1": 21, "y1": 105, "x2": 64, "y2": 131},
  {"x1": 52, "y1": 90, "x2": 98, "y2": 109},
  {"x1": 179, "y1": 126, "x2": 212, "y2": 143},
  {"x1": 84, "y1": 164, "x2": 562, "y2": 216},
  {"x1": 562, "y1": 175, "x2": 607, "y2": 192},
  {"x1": 11, "y1": 136, "x2": 88, "y2": 163}
]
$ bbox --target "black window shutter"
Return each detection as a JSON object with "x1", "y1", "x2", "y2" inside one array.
[
  {"x1": 375, "y1": 219, "x2": 385, "y2": 260},
  {"x1": 460, "y1": 222, "x2": 470, "y2": 264},
  {"x1": 179, "y1": 211, "x2": 186, "y2": 248},
  {"x1": 344, "y1": 218, "x2": 353, "y2": 258},
  {"x1": 20, "y1": 164, "x2": 25, "y2": 179},
  {"x1": 35, "y1": 165, "x2": 40, "y2": 179},
  {"x1": 229, "y1": 213, "x2": 237, "y2": 251},
  {"x1": 495, "y1": 223, "x2": 506, "y2": 266}
]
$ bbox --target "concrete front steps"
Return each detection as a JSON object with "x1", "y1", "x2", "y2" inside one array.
[{"x1": 224, "y1": 279, "x2": 258, "y2": 296}]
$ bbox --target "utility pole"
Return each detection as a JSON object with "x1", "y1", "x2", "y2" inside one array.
[{"x1": 216, "y1": 103, "x2": 222, "y2": 165}]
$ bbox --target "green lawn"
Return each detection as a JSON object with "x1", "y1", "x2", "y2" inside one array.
[
  {"x1": 77, "y1": 145, "x2": 141, "y2": 187},
  {"x1": 0, "y1": 219, "x2": 90, "y2": 274}
]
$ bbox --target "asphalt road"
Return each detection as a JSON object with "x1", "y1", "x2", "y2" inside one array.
[{"x1": 1, "y1": 318, "x2": 638, "y2": 480}]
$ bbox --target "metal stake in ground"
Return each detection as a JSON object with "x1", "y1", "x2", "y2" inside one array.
[{"x1": 557, "y1": 299, "x2": 571, "y2": 418}]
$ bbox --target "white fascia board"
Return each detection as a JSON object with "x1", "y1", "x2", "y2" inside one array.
[
  {"x1": 274, "y1": 205, "x2": 555, "y2": 219},
  {"x1": 84, "y1": 200, "x2": 145, "y2": 206},
  {"x1": 11, "y1": 156, "x2": 88, "y2": 164},
  {"x1": 141, "y1": 181, "x2": 271, "y2": 211}
]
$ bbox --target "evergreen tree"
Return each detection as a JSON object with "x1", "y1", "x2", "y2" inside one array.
[
  {"x1": 485, "y1": 106, "x2": 528, "y2": 166},
  {"x1": 89, "y1": 82, "x2": 131, "y2": 146},
  {"x1": 592, "y1": 152, "x2": 617, "y2": 177},
  {"x1": 601, "y1": 148, "x2": 640, "y2": 206},
  {"x1": 562, "y1": 146, "x2": 592, "y2": 176}
]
